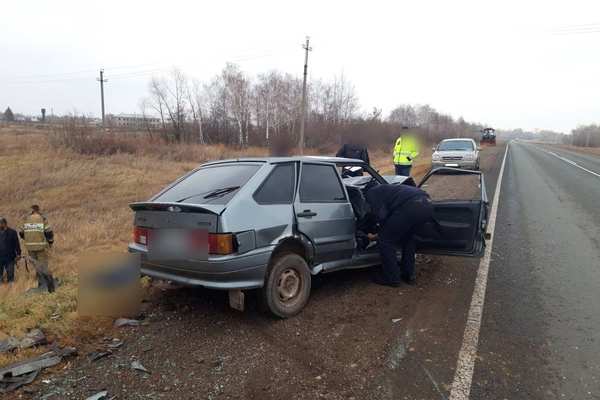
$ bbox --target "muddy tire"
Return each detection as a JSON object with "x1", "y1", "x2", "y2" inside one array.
[{"x1": 262, "y1": 253, "x2": 311, "y2": 318}]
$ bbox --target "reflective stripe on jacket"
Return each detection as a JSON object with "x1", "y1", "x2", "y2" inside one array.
[
  {"x1": 22, "y1": 213, "x2": 50, "y2": 252},
  {"x1": 393, "y1": 136, "x2": 419, "y2": 165}
]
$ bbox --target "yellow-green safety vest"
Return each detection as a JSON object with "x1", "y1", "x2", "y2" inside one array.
[{"x1": 393, "y1": 136, "x2": 419, "y2": 165}]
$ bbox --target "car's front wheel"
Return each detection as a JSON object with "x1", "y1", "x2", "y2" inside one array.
[{"x1": 262, "y1": 253, "x2": 311, "y2": 318}]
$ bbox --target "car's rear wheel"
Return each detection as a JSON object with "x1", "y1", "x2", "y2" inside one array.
[{"x1": 262, "y1": 253, "x2": 311, "y2": 318}]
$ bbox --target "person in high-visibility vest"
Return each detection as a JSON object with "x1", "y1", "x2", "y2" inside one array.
[
  {"x1": 19, "y1": 205, "x2": 55, "y2": 292},
  {"x1": 393, "y1": 130, "x2": 420, "y2": 176}
]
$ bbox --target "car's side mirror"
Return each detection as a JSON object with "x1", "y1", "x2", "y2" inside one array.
[
  {"x1": 432, "y1": 146, "x2": 436, "y2": 151},
  {"x1": 477, "y1": 147, "x2": 482, "y2": 151}
]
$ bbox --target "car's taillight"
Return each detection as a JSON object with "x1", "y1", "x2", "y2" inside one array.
[
  {"x1": 208, "y1": 233, "x2": 235, "y2": 255},
  {"x1": 134, "y1": 226, "x2": 149, "y2": 246}
]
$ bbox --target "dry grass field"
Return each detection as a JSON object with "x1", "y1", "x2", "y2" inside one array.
[{"x1": 0, "y1": 125, "x2": 431, "y2": 366}]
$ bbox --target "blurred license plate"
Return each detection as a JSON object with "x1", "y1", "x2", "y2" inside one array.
[
  {"x1": 148, "y1": 229, "x2": 207, "y2": 260},
  {"x1": 444, "y1": 163, "x2": 459, "y2": 167}
]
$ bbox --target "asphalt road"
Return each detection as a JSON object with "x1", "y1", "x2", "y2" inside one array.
[
  {"x1": 471, "y1": 142, "x2": 600, "y2": 399},
  {"x1": 8, "y1": 141, "x2": 600, "y2": 400}
]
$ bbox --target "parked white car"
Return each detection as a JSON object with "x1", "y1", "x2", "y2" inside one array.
[{"x1": 432, "y1": 138, "x2": 480, "y2": 170}]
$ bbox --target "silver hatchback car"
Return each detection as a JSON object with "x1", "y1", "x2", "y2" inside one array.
[
  {"x1": 129, "y1": 157, "x2": 488, "y2": 318},
  {"x1": 432, "y1": 138, "x2": 481, "y2": 170}
]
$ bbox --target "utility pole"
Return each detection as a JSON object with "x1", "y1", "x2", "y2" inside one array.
[
  {"x1": 299, "y1": 37, "x2": 312, "y2": 154},
  {"x1": 97, "y1": 69, "x2": 107, "y2": 127}
]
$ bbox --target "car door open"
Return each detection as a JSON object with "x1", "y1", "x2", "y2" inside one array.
[
  {"x1": 414, "y1": 167, "x2": 489, "y2": 257},
  {"x1": 295, "y1": 162, "x2": 356, "y2": 263}
]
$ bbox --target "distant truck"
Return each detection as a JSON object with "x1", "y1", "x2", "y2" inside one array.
[{"x1": 481, "y1": 128, "x2": 496, "y2": 145}]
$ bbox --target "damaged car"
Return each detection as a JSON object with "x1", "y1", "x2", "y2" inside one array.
[{"x1": 128, "y1": 157, "x2": 489, "y2": 318}]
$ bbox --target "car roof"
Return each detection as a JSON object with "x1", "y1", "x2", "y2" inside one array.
[
  {"x1": 202, "y1": 156, "x2": 364, "y2": 166},
  {"x1": 440, "y1": 138, "x2": 475, "y2": 142}
]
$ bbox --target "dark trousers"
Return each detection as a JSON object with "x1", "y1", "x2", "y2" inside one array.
[
  {"x1": 394, "y1": 164, "x2": 412, "y2": 176},
  {"x1": 378, "y1": 196, "x2": 433, "y2": 283},
  {"x1": 29, "y1": 250, "x2": 55, "y2": 292},
  {"x1": 0, "y1": 259, "x2": 15, "y2": 282}
]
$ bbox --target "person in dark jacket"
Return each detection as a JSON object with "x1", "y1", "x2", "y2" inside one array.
[
  {"x1": 336, "y1": 143, "x2": 370, "y2": 164},
  {"x1": 336, "y1": 136, "x2": 370, "y2": 177},
  {"x1": 365, "y1": 184, "x2": 433, "y2": 286},
  {"x1": 0, "y1": 217, "x2": 22, "y2": 284}
]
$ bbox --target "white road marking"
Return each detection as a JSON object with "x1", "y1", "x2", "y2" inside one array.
[
  {"x1": 545, "y1": 150, "x2": 600, "y2": 179},
  {"x1": 448, "y1": 142, "x2": 510, "y2": 400}
]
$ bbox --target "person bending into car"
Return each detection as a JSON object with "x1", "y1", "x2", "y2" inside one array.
[{"x1": 365, "y1": 183, "x2": 433, "y2": 287}]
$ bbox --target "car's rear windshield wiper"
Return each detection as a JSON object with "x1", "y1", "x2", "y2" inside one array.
[
  {"x1": 176, "y1": 191, "x2": 211, "y2": 203},
  {"x1": 203, "y1": 186, "x2": 241, "y2": 199},
  {"x1": 174, "y1": 186, "x2": 241, "y2": 203}
]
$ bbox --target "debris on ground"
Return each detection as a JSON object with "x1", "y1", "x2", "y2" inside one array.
[
  {"x1": 114, "y1": 318, "x2": 141, "y2": 328},
  {"x1": 19, "y1": 329, "x2": 47, "y2": 349},
  {"x1": 88, "y1": 350, "x2": 112, "y2": 362},
  {"x1": 104, "y1": 338, "x2": 123, "y2": 349},
  {"x1": 0, "y1": 347, "x2": 77, "y2": 393},
  {"x1": 392, "y1": 318, "x2": 403, "y2": 323},
  {"x1": 85, "y1": 390, "x2": 108, "y2": 400},
  {"x1": 0, "y1": 328, "x2": 47, "y2": 354},
  {"x1": 130, "y1": 360, "x2": 149, "y2": 373},
  {"x1": 0, "y1": 337, "x2": 19, "y2": 353}
]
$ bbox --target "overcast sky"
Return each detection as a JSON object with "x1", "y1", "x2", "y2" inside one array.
[{"x1": 1, "y1": 0, "x2": 599, "y2": 132}]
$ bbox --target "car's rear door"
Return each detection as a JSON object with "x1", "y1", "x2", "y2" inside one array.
[
  {"x1": 295, "y1": 162, "x2": 355, "y2": 263},
  {"x1": 414, "y1": 168, "x2": 489, "y2": 257}
]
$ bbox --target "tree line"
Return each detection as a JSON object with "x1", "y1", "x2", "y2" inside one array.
[
  {"x1": 566, "y1": 124, "x2": 600, "y2": 147},
  {"x1": 139, "y1": 64, "x2": 487, "y2": 149}
]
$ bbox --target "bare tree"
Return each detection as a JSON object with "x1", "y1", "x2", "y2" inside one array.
[
  {"x1": 221, "y1": 63, "x2": 251, "y2": 147},
  {"x1": 187, "y1": 79, "x2": 205, "y2": 144}
]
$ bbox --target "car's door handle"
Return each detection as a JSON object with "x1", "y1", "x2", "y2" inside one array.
[{"x1": 297, "y1": 210, "x2": 317, "y2": 218}]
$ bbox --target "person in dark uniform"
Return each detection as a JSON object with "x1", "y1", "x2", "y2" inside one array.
[
  {"x1": 365, "y1": 184, "x2": 433, "y2": 286},
  {"x1": 0, "y1": 217, "x2": 21, "y2": 284}
]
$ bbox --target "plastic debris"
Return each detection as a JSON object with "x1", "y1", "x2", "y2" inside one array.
[
  {"x1": 88, "y1": 350, "x2": 112, "y2": 362},
  {"x1": 0, "y1": 329, "x2": 46, "y2": 354},
  {"x1": 114, "y1": 318, "x2": 141, "y2": 328},
  {"x1": 131, "y1": 360, "x2": 149, "y2": 373},
  {"x1": 19, "y1": 329, "x2": 47, "y2": 349},
  {"x1": 86, "y1": 391, "x2": 109, "y2": 400},
  {"x1": 0, "y1": 347, "x2": 76, "y2": 393}
]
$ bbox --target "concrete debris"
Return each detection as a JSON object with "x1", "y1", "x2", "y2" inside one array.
[
  {"x1": 0, "y1": 347, "x2": 76, "y2": 393},
  {"x1": 86, "y1": 391, "x2": 109, "y2": 400},
  {"x1": 131, "y1": 360, "x2": 149, "y2": 373},
  {"x1": 392, "y1": 318, "x2": 403, "y2": 323},
  {"x1": 114, "y1": 318, "x2": 141, "y2": 328}
]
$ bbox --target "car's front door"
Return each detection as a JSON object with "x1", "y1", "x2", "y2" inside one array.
[
  {"x1": 414, "y1": 168, "x2": 489, "y2": 257},
  {"x1": 295, "y1": 162, "x2": 355, "y2": 263}
]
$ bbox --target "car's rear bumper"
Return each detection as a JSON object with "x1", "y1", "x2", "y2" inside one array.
[
  {"x1": 128, "y1": 243, "x2": 273, "y2": 290},
  {"x1": 432, "y1": 160, "x2": 478, "y2": 170}
]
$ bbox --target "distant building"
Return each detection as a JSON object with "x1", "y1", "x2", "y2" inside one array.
[{"x1": 107, "y1": 113, "x2": 162, "y2": 129}]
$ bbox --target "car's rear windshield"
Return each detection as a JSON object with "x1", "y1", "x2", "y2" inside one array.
[
  {"x1": 438, "y1": 140, "x2": 474, "y2": 151},
  {"x1": 154, "y1": 163, "x2": 262, "y2": 205}
]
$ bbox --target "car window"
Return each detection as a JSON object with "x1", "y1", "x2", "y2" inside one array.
[
  {"x1": 253, "y1": 163, "x2": 296, "y2": 204},
  {"x1": 300, "y1": 164, "x2": 346, "y2": 202},
  {"x1": 154, "y1": 163, "x2": 261, "y2": 205},
  {"x1": 438, "y1": 140, "x2": 474, "y2": 151}
]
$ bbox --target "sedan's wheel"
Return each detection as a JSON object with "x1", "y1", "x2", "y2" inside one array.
[{"x1": 262, "y1": 253, "x2": 311, "y2": 318}]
